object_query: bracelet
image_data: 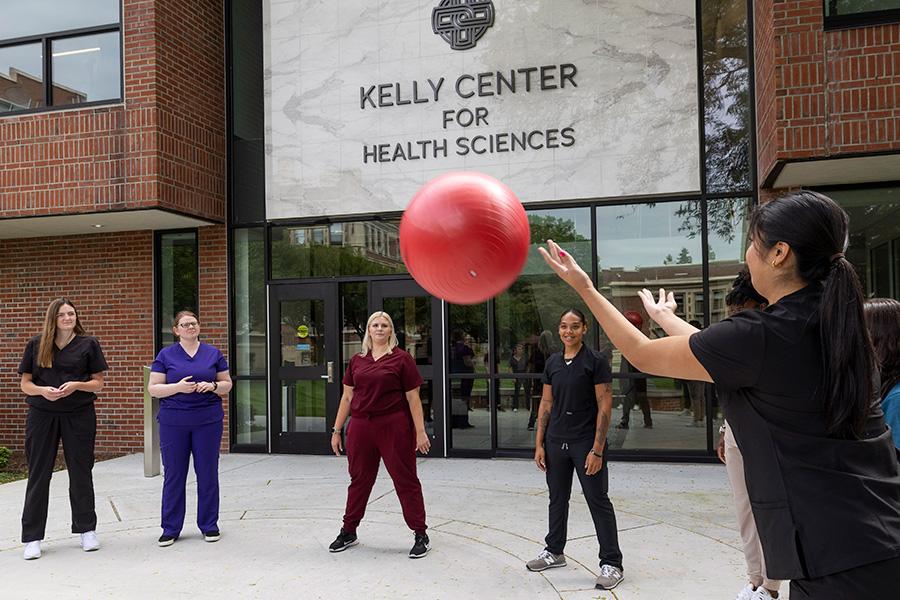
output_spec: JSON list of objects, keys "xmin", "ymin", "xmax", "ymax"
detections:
[
  {"xmin": 590, "ymin": 449, "xmax": 603, "ymax": 458},
  {"xmin": 331, "ymin": 427, "xmax": 342, "ymax": 435}
]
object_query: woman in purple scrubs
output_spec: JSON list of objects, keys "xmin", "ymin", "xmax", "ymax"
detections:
[{"xmin": 148, "ymin": 311, "xmax": 232, "ymax": 547}]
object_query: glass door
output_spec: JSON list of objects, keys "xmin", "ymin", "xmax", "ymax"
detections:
[
  {"xmin": 269, "ymin": 282, "xmax": 339, "ymax": 454},
  {"xmin": 370, "ymin": 279, "xmax": 444, "ymax": 456}
]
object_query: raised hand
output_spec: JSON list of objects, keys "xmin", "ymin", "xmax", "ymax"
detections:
[
  {"xmin": 638, "ymin": 288, "xmax": 678, "ymax": 324},
  {"xmin": 537, "ymin": 239, "xmax": 592, "ymax": 291}
]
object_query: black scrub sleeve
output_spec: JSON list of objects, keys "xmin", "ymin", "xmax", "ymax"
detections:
[
  {"xmin": 85, "ymin": 337, "xmax": 109, "ymax": 374},
  {"xmin": 688, "ymin": 312, "xmax": 766, "ymax": 391},
  {"xmin": 590, "ymin": 351, "xmax": 613, "ymax": 384},
  {"xmin": 18, "ymin": 338, "xmax": 37, "ymax": 374}
]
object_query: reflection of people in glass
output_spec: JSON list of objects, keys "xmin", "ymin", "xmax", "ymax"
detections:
[
  {"xmin": 148, "ymin": 311, "xmax": 232, "ymax": 548},
  {"xmin": 528, "ymin": 309, "xmax": 623, "ymax": 590},
  {"xmin": 616, "ymin": 312, "xmax": 651, "ymax": 430},
  {"xmin": 509, "ymin": 343, "xmax": 528, "ymax": 411},
  {"xmin": 450, "ymin": 329, "xmax": 475, "ymax": 428},
  {"xmin": 329, "ymin": 312, "xmax": 432, "ymax": 558},
  {"xmin": 643, "ymin": 272, "xmax": 780, "ymax": 600},
  {"xmin": 541, "ymin": 191, "xmax": 900, "ymax": 599},
  {"xmin": 864, "ymin": 298, "xmax": 900, "ymax": 453},
  {"xmin": 527, "ymin": 331, "xmax": 555, "ymax": 431},
  {"xmin": 19, "ymin": 298, "xmax": 108, "ymax": 560}
]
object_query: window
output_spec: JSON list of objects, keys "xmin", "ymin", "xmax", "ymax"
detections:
[
  {"xmin": 156, "ymin": 231, "xmax": 199, "ymax": 352},
  {"xmin": 0, "ymin": 1, "xmax": 121, "ymax": 115},
  {"xmin": 824, "ymin": 1, "xmax": 900, "ymax": 28}
]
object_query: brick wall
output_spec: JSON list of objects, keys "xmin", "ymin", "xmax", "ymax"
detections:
[
  {"xmin": 0, "ymin": 226, "xmax": 229, "ymax": 454},
  {"xmin": 0, "ymin": 0, "xmax": 225, "ymax": 222},
  {"xmin": 755, "ymin": 1, "xmax": 900, "ymax": 187}
]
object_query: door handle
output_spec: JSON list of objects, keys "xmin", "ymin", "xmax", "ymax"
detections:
[{"xmin": 320, "ymin": 361, "xmax": 334, "ymax": 383}]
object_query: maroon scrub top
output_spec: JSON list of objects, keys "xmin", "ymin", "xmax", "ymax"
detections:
[{"xmin": 342, "ymin": 348, "xmax": 423, "ymax": 417}]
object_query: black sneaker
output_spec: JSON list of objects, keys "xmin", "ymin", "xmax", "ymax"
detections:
[
  {"xmin": 203, "ymin": 530, "xmax": 221, "ymax": 542},
  {"xmin": 329, "ymin": 530, "xmax": 358, "ymax": 553},
  {"xmin": 158, "ymin": 535, "xmax": 176, "ymax": 547},
  {"xmin": 409, "ymin": 532, "xmax": 430, "ymax": 558}
]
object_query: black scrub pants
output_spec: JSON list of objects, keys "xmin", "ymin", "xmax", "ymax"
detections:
[
  {"xmin": 544, "ymin": 438, "xmax": 623, "ymax": 569},
  {"xmin": 789, "ymin": 555, "xmax": 900, "ymax": 600},
  {"xmin": 21, "ymin": 404, "xmax": 97, "ymax": 543}
]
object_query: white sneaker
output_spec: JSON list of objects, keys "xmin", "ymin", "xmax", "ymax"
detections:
[
  {"xmin": 749, "ymin": 588, "xmax": 778, "ymax": 600},
  {"xmin": 23, "ymin": 540, "xmax": 41, "ymax": 560},
  {"xmin": 736, "ymin": 583, "xmax": 755, "ymax": 600},
  {"xmin": 80, "ymin": 531, "xmax": 100, "ymax": 552}
]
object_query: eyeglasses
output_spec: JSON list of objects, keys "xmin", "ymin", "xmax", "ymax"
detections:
[{"xmin": 178, "ymin": 322, "xmax": 199, "ymax": 329}]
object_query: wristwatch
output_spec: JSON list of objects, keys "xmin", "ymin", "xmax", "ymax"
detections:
[
  {"xmin": 590, "ymin": 449, "xmax": 603, "ymax": 458},
  {"xmin": 718, "ymin": 423, "xmax": 727, "ymax": 435},
  {"xmin": 212, "ymin": 381, "xmax": 218, "ymax": 391},
  {"xmin": 331, "ymin": 427, "xmax": 342, "ymax": 435}
]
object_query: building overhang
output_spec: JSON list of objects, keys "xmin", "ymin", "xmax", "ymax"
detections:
[
  {"xmin": 764, "ymin": 152, "xmax": 900, "ymax": 189},
  {"xmin": 0, "ymin": 209, "xmax": 215, "ymax": 240}
]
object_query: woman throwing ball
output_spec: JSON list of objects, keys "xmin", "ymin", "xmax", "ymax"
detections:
[{"xmin": 540, "ymin": 191, "xmax": 900, "ymax": 599}]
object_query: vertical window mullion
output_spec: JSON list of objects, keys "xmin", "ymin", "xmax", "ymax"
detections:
[{"xmin": 43, "ymin": 37, "xmax": 52, "ymax": 107}]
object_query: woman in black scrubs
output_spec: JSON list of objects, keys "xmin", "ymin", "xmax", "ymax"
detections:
[
  {"xmin": 527, "ymin": 308, "xmax": 623, "ymax": 591},
  {"xmin": 18, "ymin": 298, "xmax": 108, "ymax": 560},
  {"xmin": 541, "ymin": 191, "xmax": 900, "ymax": 599}
]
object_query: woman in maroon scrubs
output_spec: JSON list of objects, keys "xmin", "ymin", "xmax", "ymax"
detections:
[{"xmin": 328, "ymin": 311, "xmax": 432, "ymax": 558}]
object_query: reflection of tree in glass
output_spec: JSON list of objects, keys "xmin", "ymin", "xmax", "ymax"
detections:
[
  {"xmin": 528, "ymin": 215, "xmax": 586, "ymax": 243},
  {"xmin": 702, "ymin": 0, "xmax": 751, "ymax": 193},
  {"xmin": 676, "ymin": 247, "xmax": 693, "ymax": 264},
  {"xmin": 827, "ymin": 0, "xmax": 889, "ymax": 16},
  {"xmin": 674, "ymin": 198, "xmax": 749, "ymax": 245}
]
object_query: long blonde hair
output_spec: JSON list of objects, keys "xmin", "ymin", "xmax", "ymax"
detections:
[
  {"xmin": 359, "ymin": 311, "xmax": 399, "ymax": 356},
  {"xmin": 38, "ymin": 298, "xmax": 86, "ymax": 368}
]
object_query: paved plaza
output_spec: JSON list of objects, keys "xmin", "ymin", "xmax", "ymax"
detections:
[{"xmin": 0, "ymin": 454, "xmax": 778, "ymax": 599}]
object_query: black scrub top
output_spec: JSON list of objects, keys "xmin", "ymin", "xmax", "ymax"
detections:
[
  {"xmin": 690, "ymin": 284, "xmax": 900, "ymax": 580},
  {"xmin": 18, "ymin": 335, "xmax": 108, "ymax": 412},
  {"xmin": 542, "ymin": 345, "xmax": 612, "ymax": 443}
]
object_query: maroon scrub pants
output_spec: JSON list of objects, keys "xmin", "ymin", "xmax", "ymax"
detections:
[{"xmin": 342, "ymin": 410, "xmax": 427, "ymax": 534}]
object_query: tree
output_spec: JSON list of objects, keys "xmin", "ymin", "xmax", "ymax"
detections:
[
  {"xmin": 663, "ymin": 253, "xmax": 674, "ymax": 265},
  {"xmin": 676, "ymin": 247, "xmax": 693, "ymax": 264}
]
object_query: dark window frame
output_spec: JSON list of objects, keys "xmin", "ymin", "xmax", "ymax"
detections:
[
  {"xmin": 823, "ymin": 2, "xmax": 900, "ymax": 29},
  {"xmin": 0, "ymin": 6, "xmax": 124, "ymax": 117}
]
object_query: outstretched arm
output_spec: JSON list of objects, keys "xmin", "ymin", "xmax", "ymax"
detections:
[{"xmin": 539, "ymin": 240, "xmax": 712, "ymax": 383}]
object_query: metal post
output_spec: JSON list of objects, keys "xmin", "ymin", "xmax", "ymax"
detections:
[{"xmin": 143, "ymin": 366, "xmax": 160, "ymax": 477}]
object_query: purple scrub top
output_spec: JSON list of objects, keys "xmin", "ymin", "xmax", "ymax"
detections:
[{"xmin": 151, "ymin": 342, "xmax": 228, "ymax": 426}]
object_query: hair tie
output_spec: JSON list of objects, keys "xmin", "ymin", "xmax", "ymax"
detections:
[{"xmin": 830, "ymin": 252, "xmax": 844, "ymax": 263}]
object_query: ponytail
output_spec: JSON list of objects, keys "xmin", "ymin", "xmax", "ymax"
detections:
[{"xmin": 820, "ymin": 258, "xmax": 874, "ymax": 438}]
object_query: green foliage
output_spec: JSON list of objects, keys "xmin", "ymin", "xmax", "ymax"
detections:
[{"xmin": 0, "ymin": 446, "xmax": 11, "ymax": 470}]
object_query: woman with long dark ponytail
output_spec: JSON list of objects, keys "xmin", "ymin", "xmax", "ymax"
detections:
[
  {"xmin": 541, "ymin": 191, "xmax": 900, "ymax": 599},
  {"xmin": 864, "ymin": 298, "xmax": 900, "ymax": 451}
]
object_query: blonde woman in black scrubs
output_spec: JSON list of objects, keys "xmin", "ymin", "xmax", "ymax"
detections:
[{"xmin": 541, "ymin": 191, "xmax": 900, "ymax": 599}]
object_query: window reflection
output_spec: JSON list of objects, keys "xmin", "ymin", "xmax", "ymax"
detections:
[
  {"xmin": 598, "ymin": 202, "xmax": 707, "ymax": 450},
  {"xmin": 340, "ymin": 282, "xmax": 368, "ymax": 374},
  {"xmin": 158, "ymin": 231, "xmax": 198, "ymax": 350},
  {"xmin": 702, "ymin": 0, "xmax": 751, "ymax": 193},
  {"xmin": 234, "ymin": 380, "xmax": 267, "ymax": 445},
  {"xmin": 51, "ymin": 32, "xmax": 121, "ymax": 106},
  {"xmin": 828, "ymin": 187, "xmax": 900, "ymax": 300},
  {"xmin": 272, "ymin": 221, "xmax": 407, "ymax": 278},
  {"xmin": 1, "ymin": 1, "xmax": 119, "ymax": 40},
  {"xmin": 0, "ymin": 44, "xmax": 44, "ymax": 113},
  {"xmin": 234, "ymin": 228, "xmax": 266, "ymax": 376}
]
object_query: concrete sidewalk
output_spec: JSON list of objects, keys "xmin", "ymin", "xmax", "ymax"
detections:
[{"xmin": 0, "ymin": 454, "xmax": 772, "ymax": 599}]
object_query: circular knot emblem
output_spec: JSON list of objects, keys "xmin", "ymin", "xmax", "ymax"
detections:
[{"xmin": 431, "ymin": 0, "xmax": 495, "ymax": 51}]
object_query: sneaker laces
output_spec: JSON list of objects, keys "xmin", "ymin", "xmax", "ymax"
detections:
[
  {"xmin": 600, "ymin": 564, "xmax": 620, "ymax": 578},
  {"xmin": 538, "ymin": 549, "xmax": 556, "ymax": 564}
]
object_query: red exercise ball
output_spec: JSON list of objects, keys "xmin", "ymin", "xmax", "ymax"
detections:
[{"xmin": 400, "ymin": 172, "xmax": 530, "ymax": 305}]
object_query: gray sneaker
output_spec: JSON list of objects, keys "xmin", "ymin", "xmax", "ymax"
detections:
[
  {"xmin": 595, "ymin": 564, "xmax": 624, "ymax": 589},
  {"xmin": 525, "ymin": 549, "xmax": 566, "ymax": 571}
]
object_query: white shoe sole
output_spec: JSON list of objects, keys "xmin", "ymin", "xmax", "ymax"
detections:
[
  {"xmin": 408, "ymin": 544, "xmax": 430, "ymax": 559},
  {"xmin": 596, "ymin": 574, "xmax": 624, "ymax": 590},
  {"xmin": 23, "ymin": 553, "xmax": 41, "ymax": 560},
  {"xmin": 158, "ymin": 538, "xmax": 176, "ymax": 547},
  {"xmin": 329, "ymin": 539, "xmax": 359, "ymax": 552},
  {"xmin": 526, "ymin": 561, "xmax": 566, "ymax": 572},
  {"xmin": 82, "ymin": 545, "xmax": 100, "ymax": 552},
  {"xmin": 204, "ymin": 535, "xmax": 221, "ymax": 543}
]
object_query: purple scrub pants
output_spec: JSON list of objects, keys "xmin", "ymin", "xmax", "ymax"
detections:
[{"xmin": 159, "ymin": 419, "xmax": 223, "ymax": 537}]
